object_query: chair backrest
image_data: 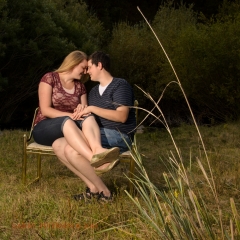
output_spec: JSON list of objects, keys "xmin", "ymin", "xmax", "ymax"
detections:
[
  {"xmin": 28, "ymin": 107, "xmax": 39, "ymax": 141},
  {"xmin": 134, "ymin": 100, "xmax": 138, "ymax": 125}
]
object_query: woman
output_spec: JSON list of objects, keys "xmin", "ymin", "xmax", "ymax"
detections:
[{"xmin": 33, "ymin": 50, "xmax": 118, "ymax": 202}]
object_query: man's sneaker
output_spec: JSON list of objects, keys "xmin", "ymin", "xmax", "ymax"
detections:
[
  {"xmin": 72, "ymin": 187, "xmax": 99, "ymax": 202},
  {"xmin": 97, "ymin": 191, "xmax": 113, "ymax": 203}
]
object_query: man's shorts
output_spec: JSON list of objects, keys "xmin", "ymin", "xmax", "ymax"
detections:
[{"xmin": 100, "ymin": 128, "xmax": 132, "ymax": 154}]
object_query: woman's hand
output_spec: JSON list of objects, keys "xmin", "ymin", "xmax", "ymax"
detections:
[{"xmin": 72, "ymin": 104, "xmax": 89, "ymax": 120}]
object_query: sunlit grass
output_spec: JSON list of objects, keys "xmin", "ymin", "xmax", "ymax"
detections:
[
  {"xmin": 124, "ymin": 122, "xmax": 240, "ymax": 239},
  {"xmin": 1, "ymin": 123, "xmax": 240, "ymax": 239}
]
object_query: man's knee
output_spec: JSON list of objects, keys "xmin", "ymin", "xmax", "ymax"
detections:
[{"xmin": 81, "ymin": 114, "xmax": 95, "ymax": 127}]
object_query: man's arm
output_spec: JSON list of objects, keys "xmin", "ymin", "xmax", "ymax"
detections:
[{"xmin": 82, "ymin": 105, "xmax": 129, "ymax": 123}]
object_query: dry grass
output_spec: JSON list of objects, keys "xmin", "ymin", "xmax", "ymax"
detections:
[
  {"xmin": 1, "ymin": 123, "xmax": 240, "ymax": 239},
  {"xmin": 124, "ymin": 123, "xmax": 240, "ymax": 239}
]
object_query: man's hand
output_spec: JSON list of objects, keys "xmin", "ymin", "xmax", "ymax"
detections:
[
  {"xmin": 72, "ymin": 104, "xmax": 88, "ymax": 120},
  {"xmin": 80, "ymin": 106, "xmax": 92, "ymax": 116},
  {"xmin": 74, "ymin": 104, "xmax": 87, "ymax": 113}
]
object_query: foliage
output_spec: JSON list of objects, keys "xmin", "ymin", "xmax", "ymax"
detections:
[
  {"xmin": 108, "ymin": 0, "xmax": 240, "ymax": 125},
  {"xmin": 83, "ymin": 0, "xmax": 162, "ymax": 29},
  {"xmin": 108, "ymin": 2, "xmax": 198, "ymax": 124},
  {"xmin": 174, "ymin": 6, "xmax": 240, "ymax": 122},
  {"xmin": 108, "ymin": 22, "xmax": 162, "ymax": 109},
  {"xmin": 0, "ymin": 0, "xmax": 105, "ymax": 127},
  {"xmin": 1, "ymin": 0, "xmax": 240, "ymax": 127},
  {"xmin": 83, "ymin": 0, "xmax": 224, "ymax": 29}
]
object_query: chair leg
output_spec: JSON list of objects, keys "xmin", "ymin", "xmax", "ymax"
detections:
[
  {"xmin": 37, "ymin": 154, "xmax": 42, "ymax": 180},
  {"xmin": 22, "ymin": 135, "xmax": 27, "ymax": 185},
  {"xmin": 128, "ymin": 157, "xmax": 135, "ymax": 195}
]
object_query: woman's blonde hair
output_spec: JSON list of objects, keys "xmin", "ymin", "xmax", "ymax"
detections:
[{"xmin": 55, "ymin": 50, "xmax": 87, "ymax": 73}]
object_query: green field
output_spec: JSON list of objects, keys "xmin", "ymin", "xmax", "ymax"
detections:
[{"xmin": 1, "ymin": 122, "xmax": 240, "ymax": 239}]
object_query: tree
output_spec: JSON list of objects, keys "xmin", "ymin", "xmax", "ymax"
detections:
[
  {"xmin": 0, "ymin": 0, "xmax": 105, "ymax": 128},
  {"xmin": 108, "ymin": 1, "xmax": 240, "ymax": 125}
]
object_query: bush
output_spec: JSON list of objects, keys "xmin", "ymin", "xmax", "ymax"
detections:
[
  {"xmin": 108, "ymin": 1, "xmax": 240, "ymax": 125},
  {"xmin": 0, "ymin": 0, "xmax": 105, "ymax": 127}
]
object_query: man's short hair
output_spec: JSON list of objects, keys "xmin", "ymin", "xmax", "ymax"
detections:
[{"xmin": 88, "ymin": 51, "xmax": 111, "ymax": 72}]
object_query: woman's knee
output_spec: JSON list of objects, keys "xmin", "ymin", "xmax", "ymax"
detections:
[
  {"xmin": 52, "ymin": 140, "xmax": 63, "ymax": 157},
  {"xmin": 64, "ymin": 144, "xmax": 78, "ymax": 159},
  {"xmin": 61, "ymin": 117, "xmax": 75, "ymax": 132},
  {"xmin": 52, "ymin": 140, "xmax": 61, "ymax": 154},
  {"xmin": 52, "ymin": 139, "xmax": 59, "ymax": 148}
]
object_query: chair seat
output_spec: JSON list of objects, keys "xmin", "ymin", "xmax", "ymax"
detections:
[
  {"xmin": 119, "ymin": 150, "xmax": 131, "ymax": 157},
  {"xmin": 27, "ymin": 142, "xmax": 132, "ymax": 158},
  {"xmin": 27, "ymin": 142, "xmax": 53, "ymax": 150},
  {"xmin": 27, "ymin": 142, "xmax": 55, "ymax": 154}
]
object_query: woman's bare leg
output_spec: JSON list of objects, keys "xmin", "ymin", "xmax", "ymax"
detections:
[
  {"xmin": 62, "ymin": 118, "xmax": 108, "ymax": 161},
  {"xmin": 81, "ymin": 116, "xmax": 105, "ymax": 153},
  {"xmin": 52, "ymin": 138, "xmax": 111, "ymax": 196},
  {"xmin": 62, "ymin": 119, "xmax": 93, "ymax": 160}
]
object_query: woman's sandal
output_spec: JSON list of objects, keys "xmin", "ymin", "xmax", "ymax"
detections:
[
  {"xmin": 94, "ymin": 159, "xmax": 119, "ymax": 176},
  {"xmin": 72, "ymin": 187, "xmax": 99, "ymax": 202},
  {"xmin": 91, "ymin": 147, "xmax": 120, "ymax": 167},
  {"xmin": 97, "ymin": 191, "xmax": 113, "ymax": 203}
]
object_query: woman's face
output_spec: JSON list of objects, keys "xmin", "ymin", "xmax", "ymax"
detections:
[{"xmin": 72, "ymin": 59, "xmax": 88, "ymax": 79}]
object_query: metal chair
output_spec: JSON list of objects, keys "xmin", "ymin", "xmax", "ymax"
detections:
[{"xmin": 22, "ymin": 100, "xmax": 138, "ymax": 194}]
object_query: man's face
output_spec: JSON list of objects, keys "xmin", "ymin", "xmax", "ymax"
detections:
[{"xmin": 87, "ymin": 60, "xmax": 99, "ymax": 81}]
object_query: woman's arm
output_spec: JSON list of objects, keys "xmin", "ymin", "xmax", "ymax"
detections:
[
  {"xmin": 39, "ymin": 82, "xmax": 72, "ymax": 118},
  {"xmin": 72, "ymin": 93, "xmax": 88, "ymax": 120},
  {"xmin": 81, "ymin": 93, "xmax": 88, "ymax": 106}
]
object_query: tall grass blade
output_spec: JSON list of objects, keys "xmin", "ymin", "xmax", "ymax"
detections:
[
  {"xmin": 230, "ymin": 198, "xmax": 240, "ymax": 235},
  {"xmin": 136, "ymin": 6, "xmax": 223, "ymax": 238}
]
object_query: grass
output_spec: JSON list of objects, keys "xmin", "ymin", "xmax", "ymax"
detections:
[
  {"xmin": 127, "ymin": 122, "xmax": 240, "ymax": 239},
  {"xmin": 1, "ymin": 122, "xmax": 240, "ymax": 239},
  {"xmin": 138, "ymin": 124, "xmax": 240, "ymax": 203},
  {"xmin": 1, "ymin": 5, "xmax": 237, "ymax": 239},
  {"xmin": 1, "ymin": 4, "xmax": 238, "ymax": 239}
]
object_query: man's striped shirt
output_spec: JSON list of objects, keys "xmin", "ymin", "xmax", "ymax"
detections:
[{"xmin": 88, "ymin": 78, "xmax": 136, "ymax": 135}]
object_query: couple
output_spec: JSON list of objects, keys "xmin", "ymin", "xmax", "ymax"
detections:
[{"xmin": 32, "ymin": 51, "xmax": 136, "ymax": 203}]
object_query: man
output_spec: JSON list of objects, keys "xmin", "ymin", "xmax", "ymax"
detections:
[{"xmin": 83, "ymin": 51, "xmax": 136, "ymax": 156}]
